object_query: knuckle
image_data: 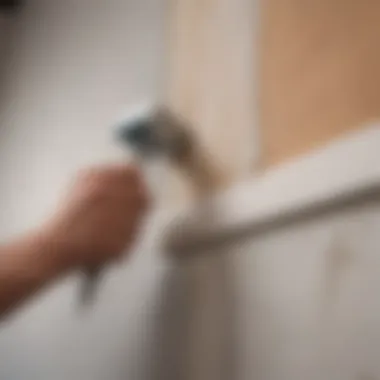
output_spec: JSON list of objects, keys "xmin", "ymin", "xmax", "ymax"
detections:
[
  {"xmin": 85, "ymin": 180, "xmax": 110, "ymax": 202},
  {"xmin": 78, "ymin": 169, "xmax": 105, "ymax": 189},
  {"xmin": 122, "ymin": 167, "xmax": 142, "ymax": 184},
  {"xmin": 123, "ymin": 164, "xmax": 139, "ymax": 177}
]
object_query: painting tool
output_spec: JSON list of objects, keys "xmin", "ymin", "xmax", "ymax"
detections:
[
  {"xmin": 115, "ymin": 103, "xmax": 222, "ymax": 196},
  {"xmin": 80, "ymin": 103, "xmax": 221, "ymax": 306}
]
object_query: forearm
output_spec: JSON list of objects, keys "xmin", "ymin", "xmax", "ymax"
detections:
[
  {"xmin": 0, "ymin": 164, "xmax": 147, "ymax": 319},
  {"xmin": 0, "ymin": 230, "xmax": 69, "ymax": 317}
]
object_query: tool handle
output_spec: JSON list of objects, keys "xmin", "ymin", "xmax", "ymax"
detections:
[{"xmin": 80, "ymin": 267, "xmax": 102, "ymax": 308}]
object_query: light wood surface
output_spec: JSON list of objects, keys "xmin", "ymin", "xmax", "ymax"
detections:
[
  {"xmin": 260, "ymin": 0, "xmax": 380, "ymax": 168},
  {"xmin": 167, "ymin": 0, "xmax": 258, "ymax": 200},
  {"xmin": 167, "ymin": 2, "xmax": 380, "ymax": 378},
  {"xmin": 166, "ymin": 1, "xmax": 257, "ymax": 379}
]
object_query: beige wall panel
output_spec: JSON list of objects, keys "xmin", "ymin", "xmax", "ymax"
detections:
[{"xmin": 260, "ymin": 0, "xmax": 380, "ymax": 168}]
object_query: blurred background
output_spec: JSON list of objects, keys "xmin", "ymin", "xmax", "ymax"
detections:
[
  {"xmin": 1, "ymin": 1, "xmax": 380, "ymax": 380},
  {"xmin": 0, "ymin": 2, "xmax": 169, "ymax": 380}
]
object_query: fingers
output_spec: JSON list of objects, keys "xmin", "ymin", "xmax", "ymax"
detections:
[
  {"xmin": 79, "ymin": 163, "xmax": 150, "ymax": 207},
  {"xmin": 83, "ymin": 163, "xmax": 141, "ymax": 183},
  {"xmin": 52, "ymin": 162, "xmax": 151, "ymax": 269}
]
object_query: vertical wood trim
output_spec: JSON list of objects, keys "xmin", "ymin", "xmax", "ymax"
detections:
[
  {"xmin": 166, "ymin": 1, "xmax": 258, "ymax": 380},
  {"xmin": 167, "ymin": 0, "xmax": 258, "ymax": 199}
]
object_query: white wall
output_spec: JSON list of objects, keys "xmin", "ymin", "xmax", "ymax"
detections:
[
  {"xmin": 0, "ymin": 2, "xmax": 178, "ymax": 380},
  {"xmin": 233, "ymin": 201, "xmax": 380, "ymax": 380},
  {"xmin": 0, "ymin": 0, "xmax": 166, "ymax": 236}
]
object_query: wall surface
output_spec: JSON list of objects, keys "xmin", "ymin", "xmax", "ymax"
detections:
[
  {"xmin": 166, "ymin": 123, "xmax": 380, "ymax": 380},
  {"xmin": 0, "ymin": 1, "xmax": 172, "ymax": 380},
  {"xmin": 260, "ymin": 0, "xmax": 380, "ymax": 168},
  {"xmin": 234, "ymin": 200, "xmax": 380, "ymax": 380}
]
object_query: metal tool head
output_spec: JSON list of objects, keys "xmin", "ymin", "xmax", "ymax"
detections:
[{"xmin": 115, "ymin": 104, "xmax": 193, "ymax": 161}]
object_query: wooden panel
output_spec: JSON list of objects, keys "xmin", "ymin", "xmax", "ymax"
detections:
[
  {"xmin": 167, "ymin": 0, "xmax": 257, "ymax": 201},
  {"xmin": 260, "ymin": 0, "xmax": 380, "ymax": 168},
  {"xmin": 166, "ymin": 1, "xmax": 257, "ymax": 380}
]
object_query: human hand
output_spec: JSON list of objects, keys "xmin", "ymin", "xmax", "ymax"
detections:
[{"xmin": 42, "ymin": 164, "xmax": 149, "ymax": 271}]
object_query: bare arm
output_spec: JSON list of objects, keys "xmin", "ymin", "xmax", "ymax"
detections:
[
  {"xmin": 0, "ymin": 164, "xmax": 148, "ymax": 317},
  {"xmin": 0, "ymin": 230, "xmax": 70, "ymax": 316}
]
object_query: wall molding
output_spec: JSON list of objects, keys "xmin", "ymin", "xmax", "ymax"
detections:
[{"xmin": 167, "ymin": 124, "xmax": 380, "ymax": 254}]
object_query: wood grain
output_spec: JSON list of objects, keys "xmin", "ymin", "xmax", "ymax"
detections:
[
  {"xmin": 166, "ymin": 1, "xmax": 257, "ymax": 380},
  {"xmin": 260, "ymin": 0, "xmax": 380, "ymax": 168},
  {"xmin": 167, "ymin": 0, "xmax": 258, "ymax": 202}
]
